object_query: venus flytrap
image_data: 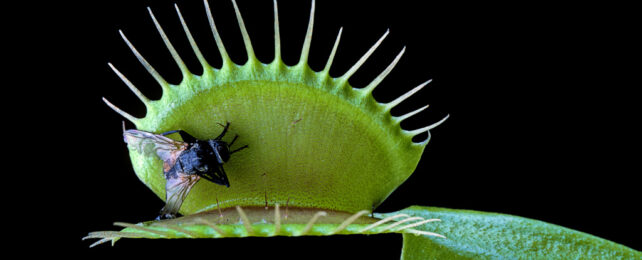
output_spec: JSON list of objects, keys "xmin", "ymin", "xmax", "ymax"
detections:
[
  {"xmin": 86, "ymin": 1, "xmax": 641, "ymax": 258},
  {"xmin": 100, "ymin": 0, "xmax": 443, "ymax": 217}
]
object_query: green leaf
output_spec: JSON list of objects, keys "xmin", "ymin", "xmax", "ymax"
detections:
[
  {"xmin": 385, "ymin": 206, "xmax": 641, "ymax": 259},
  {"xmin": 107, "ymin": 1, "xmax": 442, "ymax": 215}
]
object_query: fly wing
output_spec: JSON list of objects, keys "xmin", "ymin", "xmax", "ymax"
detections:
[
  {"xmin": 159, "ymin": 173, "xmax": 201, "ymax": 218},
  {"xmin": 121, "ymin": 124, "xmax": 197, "ymax": 218},
  {"xmin": 123, "ymin": 127, "xmax": 188, "ymax": 170}
]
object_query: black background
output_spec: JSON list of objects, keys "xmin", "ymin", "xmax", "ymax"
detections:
[{"xmin": 30, "ymin": 0, "xmax": 639, "ymax": 257}]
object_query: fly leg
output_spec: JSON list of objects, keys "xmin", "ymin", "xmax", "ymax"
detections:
[
  {"xmin": 215, "ymin": 122, "xmax": 231, "ymax": 140},
  {"xmin": 231, "ymin": 144, "xmax": 249, "ymax": 154}
]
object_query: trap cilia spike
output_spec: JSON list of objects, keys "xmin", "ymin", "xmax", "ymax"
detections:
[
  {"xmin": 91, "ymin": 0, "xmax": 447, "ymax": 246},
  {"xmin": 85, "ymin": 1, "xmax": 642, "ymax": 259}
]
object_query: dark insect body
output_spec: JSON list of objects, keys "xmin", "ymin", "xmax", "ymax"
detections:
[{"xmin": 123, "ymin": 122, "xmax": 248, "ymax": 219}]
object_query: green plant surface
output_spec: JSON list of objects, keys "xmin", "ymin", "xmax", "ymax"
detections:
[
  {"xmin": 389, "ymin": 206, "xmax": 642, "ymax": 259},
  {"xmin": 83, "ymin": 206, "xmax": 444, "ymax": 247},
  {"xmin": 85, "ymin": 0, "xmax": 642, "ymax": 258},
  {"xmin": 103, "ymin": 0, "xmax": 438, "ymax": 216},
  {"xmin": 121, "ymin": 63, "xmax": 430, "ymax": 215}
]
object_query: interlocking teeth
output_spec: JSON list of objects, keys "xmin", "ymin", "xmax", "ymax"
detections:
[
  {"xmin": 330, "ymin": 210, "xmax": 370, "ymax": 235},
  {"xmin": 322, "ymin": 27, "xmax": 343, "ymax": 74},
  {"xmin": 194, "ymin": 217, "xmax": 228, "ymax": 236},
  {"xmin": 409, "ymin": 114, "xmax": 450, "ymax": 137},
  {"xmin": 273, "ymin": 0, "xmax": 281, "ymax": 61},
  {"xmin": 108, "ymin": 0, "xmax": 448, "ymax": 138},
  {"xmin": 298, "ymin": 211, "xmax": 328, "ymax": 236},
  {"xmin": 95, "ymin": 0, "xmax": 449, "ymax": 246},
  {"xmin": 83, "ymin": 206, "xmax": 444, "ymax": 247},
  {"xmin": 119, "ymin": 30, "xmax": 169, "ymax": 89},
  {"xmin": 148, "ymin": 7, "xmax": 191, "ymax": 77},
  {"xmin": 231, "ymin": 0, "xmax": 256, "ymax": 63},
  {"xmin": 107, "ymin": 63, "xmax": 149, "ymax": 106},
  {"xmin": 102, "ymin": 97, "xmax": 139, "ymax": 124},
  {"xmin": 298, "ymin": 0, "xmax": 315, "ymax": 66},
  {"xmin": 359, "ymin": 213, "xmax": 409, "ymax": 232},
  {"xmin": 397, "ymin": 105, "xmax": 429, "ymax": 122},
  {"xmin": 362, "ymin": 46, "xmax": 406, "ymax": 94},
  {"xmin": 236, "ymin": 206, "xmax": 254, "ymax": 235},
  {"xmin": 340, "ymin": 29, "xmax": 390, "ymax": 81},
  {"xmin": 386, "ymin": 79, "xmax": 432, "ymax": 111},
  {"xmin": 113, "ymin": 222, "xmax": 167, "ymax": 237},
  {"xmin": 174, "ymin": 4, "xmax": 210, "ymax": 69},
  {"xmin": 273, "ymin": 204, "xmax": 281, "ymax": 236},
  {"xmin": 392, "ymin": 218, "xmax": 440, "ymax": 232},
  {"xmin": 203, "ymin": 0, "xmax": 232, "ymax": 66}
]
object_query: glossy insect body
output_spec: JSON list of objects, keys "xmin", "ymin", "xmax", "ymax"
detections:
[{"xmin": 123, "ymin": 122, "xmax": 247, "ymax": 219}]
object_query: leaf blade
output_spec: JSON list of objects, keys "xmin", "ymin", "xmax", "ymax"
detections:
[{"xmin": 386, "ymin": 206, "xmax": 641, "ymax": 259}]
